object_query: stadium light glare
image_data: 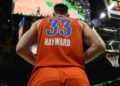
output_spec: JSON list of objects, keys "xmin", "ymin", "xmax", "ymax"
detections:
[
  {"xmin": 108, "ymin": 4, "xmax": 115, "ymax": 10},
  {"xmin": 100, "ymin": 13, "xmax": 106, "ymax": 19}
]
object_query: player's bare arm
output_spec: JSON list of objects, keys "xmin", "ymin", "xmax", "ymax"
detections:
[
  {"xmin": 79, "ymin": 21, "xmax": 106, "ymax": 64},
  {"xmin": 16, "ymin": 19, "xmax": 42, "ymax": 65}
]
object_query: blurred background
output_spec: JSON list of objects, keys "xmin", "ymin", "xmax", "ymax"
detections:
[{"xmin": 0, "ymin": 0, "xmax": 120, "ymax": 86}]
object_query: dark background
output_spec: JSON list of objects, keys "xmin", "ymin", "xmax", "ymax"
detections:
[{"xmin": 0, "ymin": 0, "xmax": 120, "ymax": 86}]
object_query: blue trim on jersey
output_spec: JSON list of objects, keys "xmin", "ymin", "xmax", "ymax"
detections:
[{"xmin": 55, "ymin": 16, "xmax": 67, "ymax": 18}]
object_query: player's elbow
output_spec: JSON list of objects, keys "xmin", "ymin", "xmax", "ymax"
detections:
[
  {"xmin": 16, "ymin": 45, "xmax": 24, "ymax": 55},
  {"xmin": 95, "ymin": 42, "xmax": 106, "ymax": 53},
  {"xmin": 16, "ymin": 47, "xmax": 21, "ymax": 55}
]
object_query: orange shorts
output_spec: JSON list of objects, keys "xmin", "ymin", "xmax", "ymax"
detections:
[{"xmin": 28, "ymin": 67, "xmax": 90, "ymax": 86}]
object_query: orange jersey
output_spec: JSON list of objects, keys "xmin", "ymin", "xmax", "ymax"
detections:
[{"xmin": 33, "ymin": 16, "xmax": 85, "ymax": 73}]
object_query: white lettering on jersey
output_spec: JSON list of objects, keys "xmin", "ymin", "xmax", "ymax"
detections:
[{"xmin": 44, "ymin": 38, "xmax": 70, "ymax": 46}]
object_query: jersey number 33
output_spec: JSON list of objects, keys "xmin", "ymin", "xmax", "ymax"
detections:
[{"xmin": 46, "ymin": 19, "xmax": 72, "ymax": 37}]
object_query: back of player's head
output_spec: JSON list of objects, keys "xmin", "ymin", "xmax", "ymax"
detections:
[{"xmin": 54, "ymin": 3, "xmax": 68, "ymax": 15}]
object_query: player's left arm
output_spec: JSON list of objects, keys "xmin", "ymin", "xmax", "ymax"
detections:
[{"xmin": 16, "ymin": 20, "xmax": 40, "ymax": 65}]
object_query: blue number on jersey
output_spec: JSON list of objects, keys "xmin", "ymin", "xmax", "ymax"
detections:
[
  {"xmin": 46, "ymin": 19, "xmax": 59, "ymax": 36},
  {"xmin": 60, "ymin": 20, "xmax": 72, "ymax": 36},
  {"xmin": 46, "ymin": 19, "xmax": 72, "ymax": 36}
]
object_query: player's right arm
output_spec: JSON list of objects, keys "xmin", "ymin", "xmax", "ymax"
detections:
[
  {"xmin": 16, "ymin": 19, "xmax": 42, "ymax": 65},
  {"xmin": 79, "ymin": 21, "xmax": 106, "ymax": 64}
]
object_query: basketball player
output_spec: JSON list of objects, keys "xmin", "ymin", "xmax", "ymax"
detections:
[{"xmin": 16, "ymin": 3, "xmax": 106, "ymax": 86}]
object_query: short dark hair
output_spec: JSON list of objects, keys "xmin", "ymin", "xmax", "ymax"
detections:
[{"xmin": 54, "ymin": 3, "xmax": 68, "ymax": 15}]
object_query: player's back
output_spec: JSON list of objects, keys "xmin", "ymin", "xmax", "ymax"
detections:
[{"xmin": 34, "ymin": 16, "xmax": 85, "ymax": 70}]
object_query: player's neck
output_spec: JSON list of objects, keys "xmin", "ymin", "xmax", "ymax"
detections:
[{"xmin": 54, "ymin": 14, "xmax": 67, "ymax": 17}]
